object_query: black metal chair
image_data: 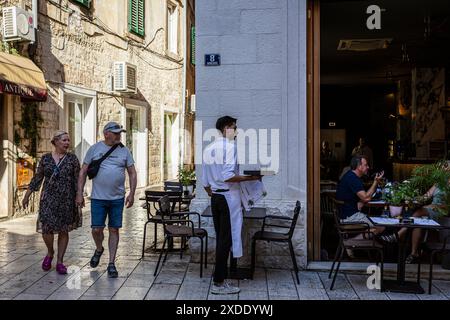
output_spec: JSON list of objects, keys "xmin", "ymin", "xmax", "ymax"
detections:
[
  {"xmin": 419, "ymin": 218, "xmax": 450, "ymax": 294},
  {"xmin": 141, "ymin": 190, "xmax": 187, "ymax": 258},
  {"xmin": 164, "ymin": 180, "xmax": 183, "ymax": 192},
  {"xmin": 154, "ymin": 195, "xmax": 208, "ymax": 277},
  {"xmin": 250, "ymin": 201, "xmax": 301, "ymax": 284},
  {"xmin": 328, "ymin": 199, "xmax": 385, "ymax": 291},
  {"xmin": 320, "ymin": 190, "xmax": 337, "ymax": 237},
  {"xmin": 164, "ymin": 181, "xmax": 192, "ymax": 211}
]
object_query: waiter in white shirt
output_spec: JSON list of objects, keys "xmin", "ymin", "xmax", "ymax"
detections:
[{"xmin": 202, "ymin": 116, "xmax": 261, "ymax": 295}]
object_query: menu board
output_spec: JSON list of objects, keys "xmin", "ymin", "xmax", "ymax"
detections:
[{"xmin": 16, "ymin": 158, "xmax": 34, "ymax": 189}]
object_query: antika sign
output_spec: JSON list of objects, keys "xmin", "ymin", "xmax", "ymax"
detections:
[{"xmin": 0, "ymin": 80, "xmax": 47, "ymax": 101}]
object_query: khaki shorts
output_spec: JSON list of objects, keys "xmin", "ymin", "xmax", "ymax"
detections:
[{"xmin": 342, "ymin": 212, "xmax": 374, "ymax": 227}]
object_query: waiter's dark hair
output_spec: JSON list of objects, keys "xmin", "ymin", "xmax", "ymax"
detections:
[
  {"xmin": 350, "ymin": 155, "xmax": 368, "ymax": 170},
  {"xmin": 216, "ymin": 116, "xmax": 237, "ymax": 132}
]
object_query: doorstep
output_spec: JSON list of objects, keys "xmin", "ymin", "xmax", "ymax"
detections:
[{"xmin": 307, "ymin": 261, "xmax": 450, "ymax": 281}]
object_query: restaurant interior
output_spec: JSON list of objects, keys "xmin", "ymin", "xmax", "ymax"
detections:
[{"xmin": 319, "ymin": 0, "xmax": 450, "ymax": 261}]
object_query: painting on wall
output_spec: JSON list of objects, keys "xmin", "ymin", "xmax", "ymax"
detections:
[{"xmin": 412, "ymin": 68, "xmax": 446, "ymax": 158}]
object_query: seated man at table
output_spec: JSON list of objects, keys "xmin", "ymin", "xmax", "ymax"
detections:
[{"xmin": 336, "ymin": 155, "xmax": 385, "ymax": 236}]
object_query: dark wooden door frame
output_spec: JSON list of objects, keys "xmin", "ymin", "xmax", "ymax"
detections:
[{"xmin": 307, "ymin": 0, "xmax": 321, "ymax": 261}]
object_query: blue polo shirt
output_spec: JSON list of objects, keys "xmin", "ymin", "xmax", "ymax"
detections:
[{"xmin": 336, "ymin": 171, "xmax": 365, "ymax": 219}]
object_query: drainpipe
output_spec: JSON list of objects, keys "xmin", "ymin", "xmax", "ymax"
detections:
[
  {"xmin": 180, "ymin": 0, "xmax": 187, "ymax": 169},
  {"xmin": 31, "ymin": 0, "xmax": 38, "ymax": 44}
]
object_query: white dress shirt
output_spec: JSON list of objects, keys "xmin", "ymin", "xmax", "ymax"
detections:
[{"xmin": 201, "ymin": 137, "xmax": 239, "ymax": 192}]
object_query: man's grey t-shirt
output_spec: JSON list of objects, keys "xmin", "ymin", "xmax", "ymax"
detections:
[{"xmin": 83, "ymin": 141, "xmax": 135, "ymax": 200}]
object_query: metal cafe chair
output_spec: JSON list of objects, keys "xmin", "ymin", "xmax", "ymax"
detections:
[
  {"xmin": 328, "ymin": 199, "xmax": 385, "ymax": 291},
  {"xmin": 154, "ymin": 195, "xmax": 208, "ymax": 277},
  {"xmin": 164, "ymin": 180, "xmax": 193, "ymax": 211},
  {"xmin": 250, "ymin": 201, "xmax": 301, "ymax": 284},
  {"xmin": 164, "ymin": 180, "xmax": 183, "ymax": 192},
  {"xmin": 141, "ymin": 190, "xmax": 187, "ymax": 258},
  {"xmin": 320, "ymin": 190, "xmax": 336, "ymax": 235},
  {"xmin": 419, "ymin": 218, "xmax": 450, "ymax": 294}
]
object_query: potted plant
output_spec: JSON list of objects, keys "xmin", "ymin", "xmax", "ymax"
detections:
[
  {"xmin": 178, "ymin": 166, "xmax": 196, "ymax": 195},
  {"xmin": 382, "ymin": 182, "xmax": 404, "ymax": 217},
  {"xmin": 382, "ymin": 181, "xmax": 419, "ymax": 217}
]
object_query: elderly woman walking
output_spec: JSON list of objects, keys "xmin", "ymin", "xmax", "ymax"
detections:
[{"xmin": 22, "ymin": 130, "xmax": 82, "ymax": 274}]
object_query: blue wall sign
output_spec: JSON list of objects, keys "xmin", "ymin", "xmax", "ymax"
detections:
[{"xmin": 205, "ymin": 54, "xmax": 220, "ymax": 66}]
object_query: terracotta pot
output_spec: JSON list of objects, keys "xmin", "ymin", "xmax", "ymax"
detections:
[{"xmin": 389, "ymin": 205, "xmax": 403, "ymax": 217}]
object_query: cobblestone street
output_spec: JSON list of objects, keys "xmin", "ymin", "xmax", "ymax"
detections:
[{"xmin": 0, "ymin": 192, "xmax": 449, "ymax": 300}]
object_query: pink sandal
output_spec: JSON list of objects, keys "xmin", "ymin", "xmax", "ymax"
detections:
[
  {"xmin": 56, "ymin": 263, "xmax": 67, "ymax": 275},
  {"xmin": 42, "ymin": 256, "xmax": 53, "ymax": 271}
]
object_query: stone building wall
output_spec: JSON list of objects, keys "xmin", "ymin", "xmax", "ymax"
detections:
[
  {"xmin": 2, "ymin": 0, "xmax": 186, "ymax": 217},
  {"xmin": 191, "ymin": 0, "xmax": 308, "ymax": 268}
]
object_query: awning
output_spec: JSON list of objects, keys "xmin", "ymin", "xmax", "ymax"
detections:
[{"xmin": 0, "ymin": 52, "xmax": 47, "ymax": 101}]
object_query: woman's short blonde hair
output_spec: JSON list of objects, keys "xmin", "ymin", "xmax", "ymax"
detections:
[{"xmin": 51, "ymin": 130, "xmax": 68, "ymax": 145}]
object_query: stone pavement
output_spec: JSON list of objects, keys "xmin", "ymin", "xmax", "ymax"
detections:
[{"xmin": 1, "ymin": 192, "xmax": 450, "ymax": 300}]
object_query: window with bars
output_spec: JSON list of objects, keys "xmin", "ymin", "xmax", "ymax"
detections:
[{"xmin": 128, "ymin": 0, "xmax": 145, "ymax": 37}]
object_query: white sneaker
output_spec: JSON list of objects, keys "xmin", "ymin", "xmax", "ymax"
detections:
[{"xmin": 211, "ymin": 281, "xmax": 240, "ymax": 295}]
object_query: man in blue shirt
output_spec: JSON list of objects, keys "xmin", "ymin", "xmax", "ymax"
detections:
[{"xmin": 336, "ymin": 155, "xmax": 384, "ymax": 231}]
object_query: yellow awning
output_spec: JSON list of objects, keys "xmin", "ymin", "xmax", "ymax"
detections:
[{"xmin": 0, "ymin": 51, "xmax": 47, "ymax": 101}]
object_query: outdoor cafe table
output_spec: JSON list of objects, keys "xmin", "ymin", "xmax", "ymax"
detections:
[
  {"xmin": 202, "ymin": 205, "xmax": 267, "ymax": 280},
  {"xmin": 140, "ymin": 186, "xmax": 195, "ymax": 202},
  {"xmin": 139, "ymin": 185, "xmax": 195, "ymax": 215},
  {"xmin": 369, "ymin": 216, "xmax": 448, "ymax": 294}
]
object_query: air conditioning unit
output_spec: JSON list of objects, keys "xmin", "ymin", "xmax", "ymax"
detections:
[
  {"xmin": 190, "ymin": 94, "xmax": 196, "ymax": 113},
  {"xmin": 113, "ymin": 62, "xmax": 137, "ymax": 93},
  {"xmin": 2, "ymin": 7, "xmax": 35, "ymax": 42}
]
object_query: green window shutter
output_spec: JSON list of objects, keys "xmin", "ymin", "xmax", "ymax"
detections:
[
  {"xmin": 75, "ymin": 0, "xmax": 91, "ymax": 8},
  {"xmin": 128, "ymin": 0, "xmax": 145, "ymax": 37},
  {"xmin": 191, "ymin": 26, "xmax": 195, "ymax": 65}
]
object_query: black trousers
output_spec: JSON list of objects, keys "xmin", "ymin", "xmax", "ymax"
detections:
[{"xmin": 211, "ymin": 193, "xmax": 232, "ymax": 283}]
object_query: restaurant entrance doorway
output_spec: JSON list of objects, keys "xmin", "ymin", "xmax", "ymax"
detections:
[{"xmin": 308, "ymin": 0, "xmax": 450, "ymax": 261}]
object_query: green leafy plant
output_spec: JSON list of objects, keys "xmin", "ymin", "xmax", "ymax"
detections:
[
  {"xmin": 15, "ymin": 102, "xmax": 43, "ymax": 160},
  {"xmin": 408, "ymin": 161, "xmax": 450, "ymax": 217},
  {"xmin": 409, "ymin": 161, "xmax": 450, "ymax": 195},
  {"xmin": 383, "ymin": 161, "xmax": 450, "ymax": 217},
  {"xmin": 382, "ymin": 181, "xmax": 419, "ymax": 206},
  {"xmin": 0, "ymin": 41, "xmax": 19, "ymax": 55},
  {"xmin": 178, "ymin": 166, "xmax": 196, "ymax": 186}
]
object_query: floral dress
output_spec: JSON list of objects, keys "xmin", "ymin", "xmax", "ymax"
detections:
[{"xmin": 29, "ymin": 153, "xmax": 82, "ymax": 234}]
